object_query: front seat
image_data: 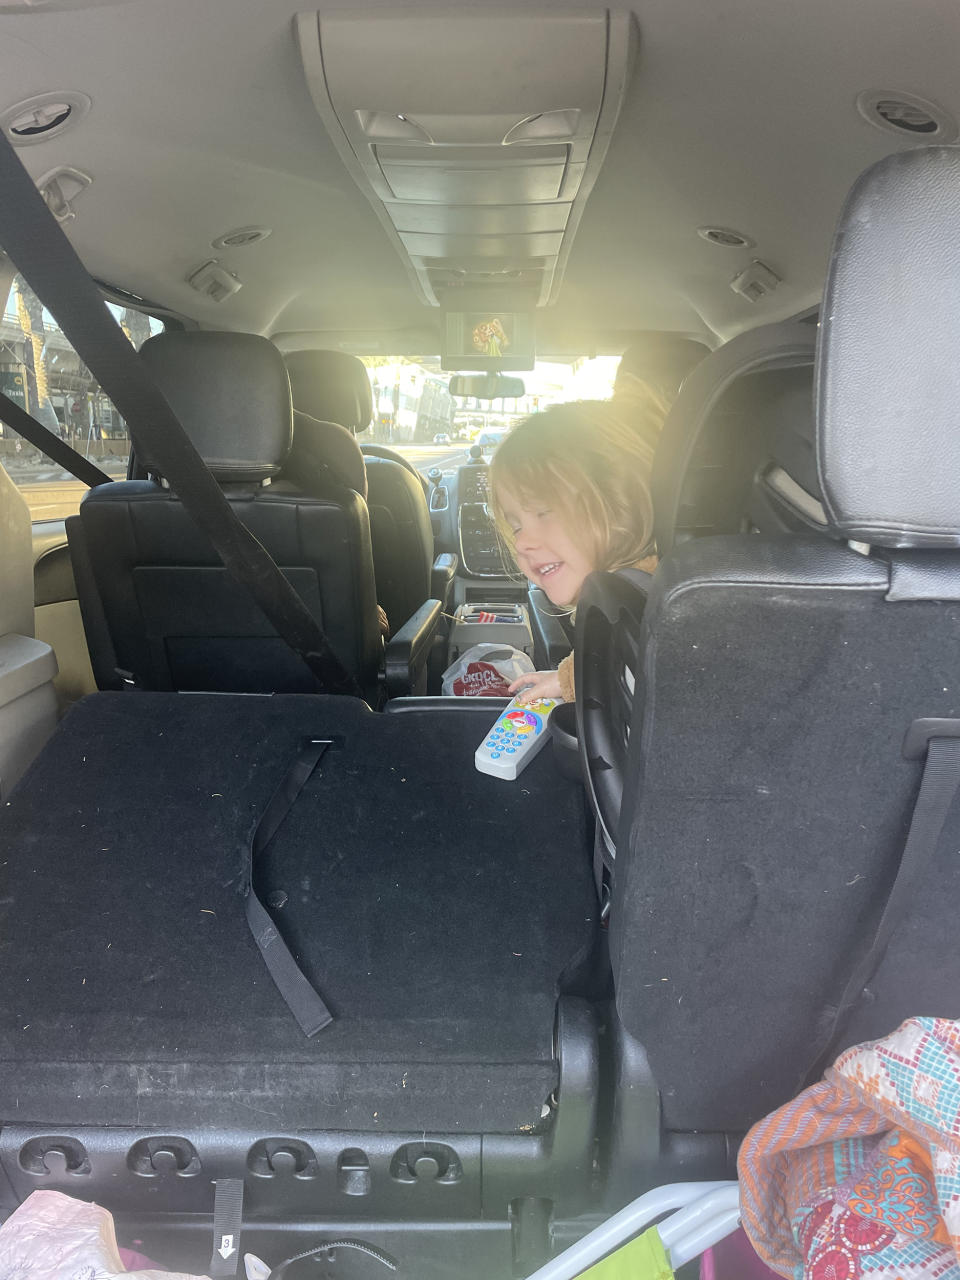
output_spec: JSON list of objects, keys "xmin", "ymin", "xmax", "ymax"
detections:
[
  {"xmin": 575, "ymin": 145, "xmax": 960, "ymax": 1195},
  {"xmin": 67, "ymin": 331, "xmax": 382, "ymax": 699},
  {"xmin": 284, "ymin": 350, "xmax": 440, "ymax": 633}
]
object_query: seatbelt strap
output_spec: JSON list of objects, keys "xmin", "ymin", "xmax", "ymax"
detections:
[
  {"xmin": 0, "ymin": 389, "xmax": 112, "ymax": 488},
  {"xmin": 208, "ymin": 1178, "xmax": 244, "ymax": 1278},
  {"xmin": 0, "ymin": 129, "xmax": 359, "ymax": 697},
  {"xmin": 803, "ymin": 719, "xmax": 960, "ymax": 1084},
  {"xmin": 246, "ymin": 738, "xmax": 334, "ymax": 1036}
]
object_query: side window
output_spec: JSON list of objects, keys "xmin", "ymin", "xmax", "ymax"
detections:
[{"xmin": 0, "ymin": 273, "xmax": 163, "ymax": 521}]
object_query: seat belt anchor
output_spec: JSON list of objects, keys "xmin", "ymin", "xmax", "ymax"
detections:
[{"xmin": 902, "ymin": 717, "xmax": 960, "ymax": 759}]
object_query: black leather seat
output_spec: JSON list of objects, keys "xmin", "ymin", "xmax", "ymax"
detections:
[
  {"xmin": 284, "ymin": 350, "xmax": 437, "ymax": 633},
  {"xmin": 67, "ymin": 331, "xmax": 382, "ymax": 699},
  {"xmin": 576, "ymin": 145, "xmax": 960, "ymax": 1195},
  {"xmin": 650, "ymin": 319, "xmax": 818, "ymax": 556}
]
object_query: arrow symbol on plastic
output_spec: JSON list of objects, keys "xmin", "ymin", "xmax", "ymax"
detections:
[{"xmin": 218, "ymin": 1236, "xmax": 236, "ymax": 1260}]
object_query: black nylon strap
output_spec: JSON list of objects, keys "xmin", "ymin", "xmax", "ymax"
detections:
[
  {"xmin": 803, "ymin": 732, "xmax": 960, "ymax": 1084},
  {"xmin": 0, "ymin": 130, "xmax": 359, "ymax": 697},
  {"xmin": 246, "ymin": 738, "xmax": 334, "ymax": 1036},
  {"xmin": 0, "ymin": 390, "xmax": 112, "ymax": 488},
  {"xmin": 208, "ymin": 1177, "xmax": 244, "ymax": 1277}
]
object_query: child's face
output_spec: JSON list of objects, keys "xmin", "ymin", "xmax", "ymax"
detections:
[{"xmin": 498, "ymin": 488, "xmax": 596, "ymax": 607}]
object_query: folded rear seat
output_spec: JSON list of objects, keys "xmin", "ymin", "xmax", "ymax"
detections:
[
  {"xmin": 0, "ymin": 692, "xmax": 600, "ymax": 1245},
  {"xmin": 0, "ymin": 692, "xmax": 596, "ymax": 1131}
]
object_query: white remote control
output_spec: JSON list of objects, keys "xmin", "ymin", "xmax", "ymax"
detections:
[{"xmin": 475, "ymin": 694, "xmax": 560, "ymax": 780}]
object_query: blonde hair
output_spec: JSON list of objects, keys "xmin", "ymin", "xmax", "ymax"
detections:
[{"xmin": 489, "ymin": 400, "xmax": 662, "ymax": 579}]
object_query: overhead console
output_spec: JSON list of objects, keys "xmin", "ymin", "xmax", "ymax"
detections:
[{"xmin": 296, "ymin": 8, "xmax": 637, "ymax": 309}]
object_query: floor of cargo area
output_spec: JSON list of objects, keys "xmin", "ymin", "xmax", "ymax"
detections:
[{"xmin": 0, "ymin": 693, "xmax": 598, "ymax": 1133}]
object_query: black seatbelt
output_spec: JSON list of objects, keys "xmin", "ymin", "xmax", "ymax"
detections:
[
  {"xmin": 0, "ymin": 130, "xmax": 359, "ymax": 697},
  {"xmin": 208, "ymin": 1178, "xmax": 244, "ymax": 1278},
  {"xmin": 245, "ymin": 737, "xmax": 335, "ymax": 1036},
  {"xmin": 0, "ymin": 389, "xmax": 112, "ymax": 488},
  {"xmin": 802, "ymin": 718, "xmax": 960, "ymax": 1084}
]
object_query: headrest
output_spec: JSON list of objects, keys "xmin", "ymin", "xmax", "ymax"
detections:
[
  {"xmin": 139, "ymin": 331, "xmax": 292, "ymax": 482},
  {"xmin": 614, "ymin": 334, "xmax": 711, "ymax": 404},
  {"xmin": 817, "ymin": 146, "xmax": 960, "ymax": 548},
  {"xmin": 287, "ymin": 411, "xmax": 368, "ymax": 500},
  {"xmin": 285, "ymin": 350, "xmax": 374, "ymax": 434}
]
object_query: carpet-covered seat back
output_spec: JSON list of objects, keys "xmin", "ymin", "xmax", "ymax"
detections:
[
  {"xmin": 605, "ymin": 146, "xmax": 960, "ymax": 1135},
  {"xmin": 68, "ymin": 331, "xmax": 381, "ymax": 697},
  {"xmin": 285, "ymin": 350, "xmax": 434, "ymax": 632}
]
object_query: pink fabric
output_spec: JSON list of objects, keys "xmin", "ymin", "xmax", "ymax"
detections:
[
  {"xmin": 737, "ymin": 1017, "xmax": 960, "ymax": 1279},
  {"xmin": 701, "ymin": 1227, "xmax": 782, "ymax": 1280},
  {"xmin": 119, "ymin": 1247, "xmax": 164, "ymax": 1271},
  {"xmin": 0, "ymin": 1191, "xmax": 206, "ymax": 1279}
]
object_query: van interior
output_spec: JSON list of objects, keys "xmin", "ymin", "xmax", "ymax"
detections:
[{"xmin": 2, "ymin": 2, "xmax": 960, "ymax": 1276}]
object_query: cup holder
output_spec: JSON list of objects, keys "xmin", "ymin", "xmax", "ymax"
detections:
[{"xmin": 550, "ymin": 702, "xmax": 581, "ymax": 781}]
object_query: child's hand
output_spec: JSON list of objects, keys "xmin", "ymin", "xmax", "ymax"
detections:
[{"xmin": 509, "ymin": 670, "xmax": 564, "ymax": 703}]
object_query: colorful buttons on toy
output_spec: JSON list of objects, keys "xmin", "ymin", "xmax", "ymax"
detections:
[{"xmin": 504, "ymin": 709, "xmax": 542, "ymax": 736}]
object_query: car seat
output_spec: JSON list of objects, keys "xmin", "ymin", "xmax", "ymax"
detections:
[
  {"xmin": 284, "ymin": 350, "xmax": 445, "ymax": 633},
  {"xmin": 577, "ymin": 145, "xmax": 960, "ymax": 1201},
  {"xmin": 650, "ymin": 319, "xmax": 817, "ymax": 556},
  {"xmin": 67, "ymin": 331, "xmax": 383, "ymax": 699}
]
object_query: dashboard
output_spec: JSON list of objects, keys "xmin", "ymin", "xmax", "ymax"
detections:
[{"xmin": 427, "ymin": 461, "xmax": 512, "ymax": 579}]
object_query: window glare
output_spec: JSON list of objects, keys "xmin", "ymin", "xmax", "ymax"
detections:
[{"xmin": 1, "ymin": 272, "xmax": 162, "ymax": 522}]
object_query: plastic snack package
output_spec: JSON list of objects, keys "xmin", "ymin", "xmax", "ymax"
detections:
[
  {"xmin": 442, "ymin": 643, "xmax": 535, "ymax": 697},
  {"xmin": 0, "ymin": 1189, "xmax": 209, "ymax": 1279}
]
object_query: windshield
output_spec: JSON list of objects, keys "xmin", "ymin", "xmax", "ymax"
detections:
[
  {"xmin": 357, "ymin": 355, "xmax": 620, "ymax": 474},
  {"xmin": 0, "ymin": 297, "xmax": 619, "ymax": 520}
]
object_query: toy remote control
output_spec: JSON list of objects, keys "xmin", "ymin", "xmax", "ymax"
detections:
[{"xmin": 475, "ymin": 693, "xmax": 560, "ymax": 780}]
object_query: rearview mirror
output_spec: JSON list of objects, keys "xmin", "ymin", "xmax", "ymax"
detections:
[{"xmin": 449, "ymin": 373, "xmax": 526, "ymax": 400}]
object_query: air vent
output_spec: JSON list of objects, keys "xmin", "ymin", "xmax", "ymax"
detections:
[
  {"xmin": 1, "ymin": 91, "xmax": 90, "ymax": 146},
  {"xmin": 856, "ymin": 90, "xmax": 957, "ymax": 141},
  {"xmin": 698, "ymin": 226, "xmax": 754, "ymax": 249},
  {"xmin": 211, "ymin": 226, "xmax": 272, "ymax": 249}
]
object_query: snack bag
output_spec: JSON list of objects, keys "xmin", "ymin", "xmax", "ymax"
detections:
[{"xmin": 442, "ymin": 643, "xmax": 534, "ymax": 697}]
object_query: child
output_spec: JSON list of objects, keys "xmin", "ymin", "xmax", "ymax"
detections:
[{"xmin": 489, "ymin": 399, "xmax": 663, "ymax": 704}]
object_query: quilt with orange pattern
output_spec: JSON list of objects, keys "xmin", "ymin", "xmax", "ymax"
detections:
[{"xmin": 738, "ymin": 1017, "xmax": 960, "ymax": 1279}]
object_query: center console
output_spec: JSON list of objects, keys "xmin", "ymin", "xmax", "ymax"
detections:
[
  {"xmin": 448, "ymin": 602, "xmax": 534, "ymax": 660},
  {"xmin": 456, "ymin": 461, "xmax": 507, "ymax": 577}
]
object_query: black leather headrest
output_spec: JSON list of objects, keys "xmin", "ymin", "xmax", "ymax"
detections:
[
  {"xmin": 285, "ymin": 350, "xmax": 374, "ymax": 434},
  {"xmin": 138, "ymin": 331, "xmax": 292, "ymax": 482},
  {"xmin": 287, "ymin": 411, "xmax": 368, "ymax": 500},
  {"xmin": 817, "ymin": 146, "xmax": 960, "ymax": 548}
]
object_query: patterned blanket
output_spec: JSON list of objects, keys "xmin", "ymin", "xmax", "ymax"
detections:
[{"xmin": 738, "ymin": 1017, "xmax": 960, "ymax": 1278}]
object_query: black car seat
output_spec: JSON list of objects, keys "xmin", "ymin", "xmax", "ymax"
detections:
[
  {"xmin": 67, "ymin": 331, "xmax": 382, "ymax": 699},
  {"xmin": 578, "ymin": 145, "xmax": 960, "ymax": 1197},
  {"xmin": 285, "ymin": 350, "xmax": 437, "ymax": 633},
  {"xmin": 651, "ymin": 319, "xmax": 818, "ymax": 557}
]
